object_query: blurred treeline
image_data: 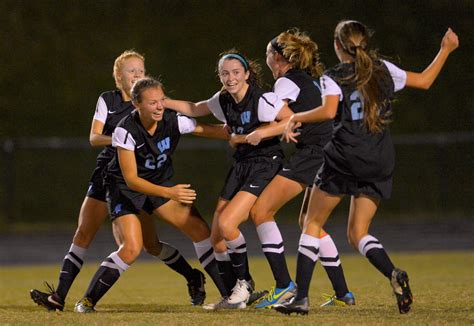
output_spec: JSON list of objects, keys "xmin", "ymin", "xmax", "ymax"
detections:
[{"xmin": 0, "ymin": 0, "xmax": 472, "ymax": 228}]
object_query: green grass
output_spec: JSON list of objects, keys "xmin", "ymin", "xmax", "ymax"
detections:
[{"xmin": 1, "ymin": 251, "xmax": 473, "ymax": 325}]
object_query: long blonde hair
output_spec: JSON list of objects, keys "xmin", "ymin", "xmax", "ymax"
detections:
[
  {"xmin": 112, "ymin": 50, "xmax": 145, "ymax": 90},
  {"xmin": 272, "ymin": 28, "xmax": 324, "ymax": 78},
  {"xmin": 335, "ymin": 20, "xmax": 391, "ymax": 133}
]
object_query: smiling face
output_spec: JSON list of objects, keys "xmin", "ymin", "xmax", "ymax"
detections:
[
  {"xmin": 134, "ymin": 86, "xmax": 166, "ymax": 123},
  {"xmin": 116, "ymin": 56, "xmax": 145, "ymax": 96},
  {"xmin": 218, "ymin": 58, "xmax": 250, "ymax": 100}
]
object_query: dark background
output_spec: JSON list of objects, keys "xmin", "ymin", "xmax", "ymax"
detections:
[{"xmin": 0, "ymin": 0, "xmax": 472, "ymax": 230}]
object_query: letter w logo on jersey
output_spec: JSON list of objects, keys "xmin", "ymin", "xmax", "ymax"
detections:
[
  {"xmin": 240, "ymin": 111, "xmax": 251, "ymax": 125},
  {"xmin": 157, "ymin": 137, "xmax": 171, "ymax": 153}
]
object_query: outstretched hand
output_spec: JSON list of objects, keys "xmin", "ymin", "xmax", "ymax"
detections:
[
  {"xmin": 441, "ymin": 28, "xmax": 459, "ymax": 53},
  {"xmin": 283, "ymin": 117, "xmax": 301, "ymax": 143},
  {"xmin": 168, "ymin": 184, "xmax": 196, "ymax": 204}
]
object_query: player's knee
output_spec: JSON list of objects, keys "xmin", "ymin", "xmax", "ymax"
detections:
[
  {"xmin": 142, "ymin": 241, "xmax": 161, "ymax": 256},
  {"xmin": 249, "ymin": 204, "xmax": 272, "ymax": 226},
  {"xmin": 73, "ymin": 228, "xmax": 94, "ymax": 248},
  {"xmin": 347, "ymin": 229, "xmax": 363, "ymax": 250},
  {"xmin": 217, "ymin": 218, "xmax": 233, "ymax": 239},
  {"xmin": 120, "ymin": 242, "xmax": 142, "ymax": 262},
  {"xmin": 187, "ymin": 217, "xmax": 211, "ymax": 241}
]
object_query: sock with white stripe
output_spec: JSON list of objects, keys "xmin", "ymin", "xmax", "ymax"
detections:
[
  {"xmin": 215, "ymin": 251, "xmax": 235, "ymax": 296},
  {"xmin": 358, "ymin": 234, "xmax": 394, "ymax": 279},
  {"xmin": 225, "ymin": 232, "xmax": 248, "ymax": 281},
  {"xmin": 56, "ymin": 243, "xmax": 86, "ymax": 302},
  {"xmin": 193, "ymin": 238, "xmax": 227, "ymax": 296},
  {"xmin": 158, "ymin": 242, "xmax": 194, "ymax": 281},
  {"xmin": 257, "ymin": 221, "xmax": 291, "ymax": 288},
  {"xmin": 85, "ymin": 251, "xmax": 129, "ymax": 304},
  {"xmin": 295, "ymin": 233, "xmax": 320, "ymax": 300},
  {"xmin": 319, "ymin": 234, "xmax": 349, "ymax": 298}
]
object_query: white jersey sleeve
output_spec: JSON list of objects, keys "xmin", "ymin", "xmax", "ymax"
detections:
[
  {"xmin": 258, "ymin": 92, "xmax": 285, "ymax": 122},
  {"xmin": 206, "ymin": 91, "xmax": 227, "ymax": 123},
  {"xmin": 382, "ymin": 60, "xmax": 407, "ymax": 92},
  {"xmin": 177, "ymin": 114, "xmax": 197, "ymax": 134},
  {"xmin": 320, "ymin": 75, "xmax": 343, "ymax": 101},
  {"xmin": 93, "ymin": 96, "xmax": 108, "ymax": 123},
  {"xmin": 274, "ymin": 77, "xmax": 300, "ymax": 102},
  {"xmin": 112, "ymin": 126, "xmax": 136, "ymax": 151}
]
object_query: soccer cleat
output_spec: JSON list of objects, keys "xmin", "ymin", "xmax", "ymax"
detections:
[
  {"xmin": 247, "ymin": 289, "xmax": 269, "ymax": 305},
  {"xmin": 202, "ymin": 296, "xmax": 246, "ymax": 310},
  {"xmin": 74, "ymin": 297, "xmax": 96, "ymax": 313},
  {"xmin": 274, "ymin": 296, "xmax": 309, "ymax": 315},
  {"xmin": 187, "ymin": 269, "xmax": 206, "ymax": 306},
  {"xmin": 391, "ymin": 268, "xmax": 413, "ymax": 314},
  {"xmin": 320, "ymin": 291, "xmax": 356, "ymax": 307},
  {"xmin": 227, "ymin": 279, "xmax": 252, "ymax": 305},
  {"xmin": 255, "ymin": 281, "xmax": 296, "ymax": 309},
  {"xmin": 29, "ymin": 282, "xmax": 64, "ymax": 311}
]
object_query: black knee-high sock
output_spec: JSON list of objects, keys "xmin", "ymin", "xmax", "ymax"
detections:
[
  {"xmin": 158, "ymin": 242, "xmax": 194, "ymax": 281},
  {"xmin": 257, "ymin": 221, "xmax": 292, "ymax": 289},
  {"xmin": 56, "ymin": 244, "xmax": 86, "ymax": 302},
  {"xmin": 295, "ymin": 234, "xmax": 320, "ymax": 300},
  {"xmin": 225, "ymin": 232, "xmax": 248, "ymax": 281},
  {"xmin": 193, "ymin": 238, "xmax": 228, "ymax": 297},
  {"xmin": 85, "ymin": 252, "xmax": 129, "ymax": 304},
  {"xmin": 215, "ymin": 252, "xmax": 235, "ymax": 296},
  {"xmin": 358, "ymin": 235, "xmax": 395, "ymax": 279},
  {"xmin": 319, "ymin": 235, "xmax": 349, "ymax": 298}
]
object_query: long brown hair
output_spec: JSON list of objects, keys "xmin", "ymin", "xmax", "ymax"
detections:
[
  {"xmin": 272, "ymin": 28, "xmax": 324, "ymax": 78},
  {"xmin": 216, "ymin": 49, "xmax": 264, "ymax": 90},
  {"xmin": 335, "ymin": 20, "xmax": 391, "ymax": 133}
]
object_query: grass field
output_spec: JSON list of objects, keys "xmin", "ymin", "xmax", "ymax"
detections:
[{"xmin": 1, "ymin": 251, "xmax": 473, "ymax": 325}]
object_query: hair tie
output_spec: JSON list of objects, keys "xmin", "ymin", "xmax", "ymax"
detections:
[
  {"xmin": 221, "ymin": 53, "xmax": 249, "ymax": 71},
  {"xmin": 270, "ymin": 37, "xmax": 285, "ymax": 56}
]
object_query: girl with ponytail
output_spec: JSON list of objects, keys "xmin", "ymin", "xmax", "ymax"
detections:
[{"xmin": 278, "ymin": 21, "xmax": 458, "ymax": 315}]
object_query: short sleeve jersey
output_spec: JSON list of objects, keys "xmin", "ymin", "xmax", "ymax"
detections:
[
  {"xmin": 92, "ymin": 90, "xmax": 136, "ymax": 162},
  {"xmin": 107, "ymin": 109, "xmax": 196, "ymax": 185},
  {"xmin": 321, "ymin": 60, "xmax": 405, "ymax": 181},
  {"xmin": 207, "ymin": 85, "xmax": 284, "ymax": 160},
  {"xmin": 274, "ymin": 68, "xmax": 333, "ymax": 148}
]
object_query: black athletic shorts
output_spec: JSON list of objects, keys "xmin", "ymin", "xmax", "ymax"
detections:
[
  {"xmin": 220, "ymin": 155, "xmax": 283, "ymax": 200},
  {"xmin": 278, "ymin": 146, "xmax": 324, "ymax": 186},
  {"xmin": 106, "ymin": 178, "xmax": 175, "ymax": 221},
  {"xmin": 315, "ymin": 162, "xmax": 392, "ymax": 200},
  {"xmin": 86, "ymin": 163, "xmax": 108, "ymax": 202}
]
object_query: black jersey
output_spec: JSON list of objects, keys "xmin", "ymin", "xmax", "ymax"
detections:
[
  {"xmin": 322, "ymin": 61, "xmax": 396, "ymax": 181},
  {"xmin": 107, "ymin": 110, "xmax": 195, "ymax": 185},
  {"xmin": 207, "ymin": 85, "xmax": 284, "ymax": 161},
  {"xmin": 93, "ymin": 90, "xmax": 136, "ymax": 162},
  {"xmin": 275, "ymin": 69, "xmax": 333, "ymax": 148}
]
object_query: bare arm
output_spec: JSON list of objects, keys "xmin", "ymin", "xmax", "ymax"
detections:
[
  {"xmin": 118, "ymin": 148, "xmax": 196, "ymax": 204},
  {"xmin": 193, "ymin": 122, "xmax": 230, "ymax": 140},
  {"xmin": 89, "ymin": 119, "xmax": 112, "ymax": 147},
  {"xmin": 405, "ymin": 28, "xmax": 459, "ymax": 90},
  {"xmin": 283, "ymin": 95, "xmax": 339, "ymax": 143},
  {"xmin": 164, "ymin": 98, "xmax": 211, "ymax": 117},
  {"xmin": 246, "ymin": 103, "xmax": 294, "ymax": 145}
]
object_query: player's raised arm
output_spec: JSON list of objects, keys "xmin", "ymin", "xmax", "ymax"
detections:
[
  {"xmin": 164, "ymin": 98, "xmax": 211, "ymax": 117},
  {"xmin": 405, "ymin": 28, "xmax": 459, "ymax": 90}
]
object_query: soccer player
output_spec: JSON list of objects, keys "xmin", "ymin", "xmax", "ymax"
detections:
[
  {"xmin": 30, "ymin": 51, "xmax": 211, "ymax": 311},
  {"xmin": 74, "ymin": 77, "xmax": 230, "ymax": 312},
  {"xmin": 276, "ymin": 21, "xmax": 459, "ymax": 315},
  {"xmin": 163, "ymin": 51, "xmax": 293, "ymax": 309},
  {"xmin": 246, "ymin": 28, "xmax": 354, "ymax": 309}
]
